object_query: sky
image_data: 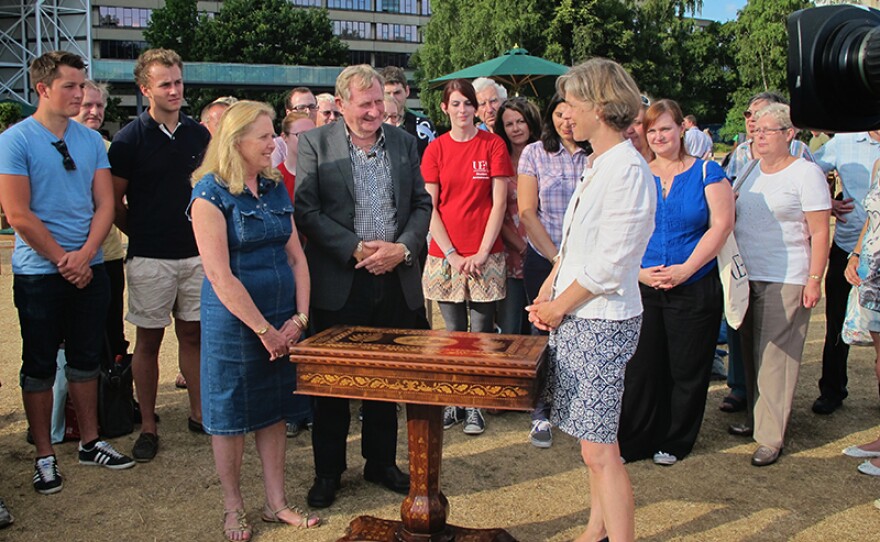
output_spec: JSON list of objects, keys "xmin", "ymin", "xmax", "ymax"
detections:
[{"xmin": 690, "ymin": 0, "xmax": 748, "ymax": 22}]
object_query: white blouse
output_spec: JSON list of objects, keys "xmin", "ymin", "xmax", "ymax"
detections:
[{"xmin": 553, "ymin": 140, "xmax": 657, "ymax": 320}]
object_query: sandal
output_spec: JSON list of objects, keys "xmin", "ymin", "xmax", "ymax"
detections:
[
  {"xmin": 719, "ymin": 394, "xmax": 745, "ymax": 413},
  {"xmin": 223, "ymin": 509, "xmax": 252, "ymax": 541},
  {"xmin": 175, "ymin": 372, "xmax": 188, "ymax": 389},
  {"xmin": 261, "ymin": 503, "xmax": 321, "ymax": 529}
]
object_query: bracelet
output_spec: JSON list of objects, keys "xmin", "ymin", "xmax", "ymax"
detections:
[
  {"xmin": 292, "ymin": 312, "xmax": 309, "ymax": 330},
  {"xmin": 444, "ymin": 247, "xmax": 457, "ymax": 258},
  {"xmin": 254, "ymin": 325, "xmax": 270, "ymax": 336},
  {"xmin": 552, "ymin": 254, "xmax": 561, "ymax": 264},
  {"xmin": 808, "ymin": 274, "xmax": 822, "ymax": 281},
  {"xmin": 356, "ymin": 240, "xmax": 364, "ymax": 254},
  {"xmin": 848, "ymin": 251, "xmax": 860, "ymax": 260}
]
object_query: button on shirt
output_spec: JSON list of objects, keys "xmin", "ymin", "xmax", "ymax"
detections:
[
  {"xmin": 347, "ymin": 127, "xmax": 397, "ymax": 242},
  {"xmin": 813, "ymin": 132, "xmax": 880, "ymax": 251},
  {"xmin": 517, "ymin": 141, "xmax": 589, "ymax": 257}
]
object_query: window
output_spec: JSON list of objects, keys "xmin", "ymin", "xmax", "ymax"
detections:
[
  {"xmin": 333, "ymin": 20, "xmax": 372, "ymax": 40},
  {"xmin": 375, "ymin": 52, "xmax": 412, "ymax": 68},
  {"xmin": 97, "ymin": 6, "xmax": 152, "ymax": 28},
  {"xmin": 377, "ymin": 0, "xmax": 418, "ymax": 14},
  {"xmin": 423, "ymin": 0, "xmax": 431, "ymax": 16},
  {"xmin": 327, "ymin": 0, "xmax": 371, "ymax": 11},
  {"xmin": 348, "ymin": 50, "xmax": 373, "ymax": 65},
  {"xmin": 98, "ymin": 40, "xmax": 149, "ymax": 59},
  {"xmin": 377, "ymin": 23, "xmax": 418, "ymax": 43},
  {"xmin": 291, "ymin": 0, "xmax": 322, "ymax": 6}
]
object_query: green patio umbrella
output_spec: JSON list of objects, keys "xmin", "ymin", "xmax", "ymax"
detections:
[{"xmin": 429, "ymin": 47, "xmax": 569, "ymax": 96}]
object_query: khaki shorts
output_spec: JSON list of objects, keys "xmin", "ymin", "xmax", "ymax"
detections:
[{"xmin": 126, "ymin": 256, "xmax": 204, "ymax": 328}]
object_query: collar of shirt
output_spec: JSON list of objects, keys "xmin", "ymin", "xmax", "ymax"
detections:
[
  {"xmin": 550, "ymin": 144, "xmax": 588, "ymax": 158},
  {"xmin": 344, "ymin": 123, "xmax": 386, "ymax": 156},
  {"xmin": 141, "ymin": 110, "xmax": 182, "ymax": 139}
]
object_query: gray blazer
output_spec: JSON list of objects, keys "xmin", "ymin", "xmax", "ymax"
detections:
[{"xmin": 294, "ymin": 121, "xmax": 432, "ymax": 312}]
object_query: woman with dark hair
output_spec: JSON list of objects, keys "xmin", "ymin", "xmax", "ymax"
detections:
[
  {"xmin": 493, "ymin": 97, "xmax": 542, "ymax": 336},
  {"xmin": 517, "ymin": 93, "xmax": 589, "ymax": 448},
  {"xmin": 527, "ymin": 58, "xmax": 656, "ymax": 542},
  {"xmin": 421, "ymin": 79, "xmax": 511, "ymax": 436},
  {"xmin": 617, "ymin": 99, "xmax": 734, "ymax": 466}
]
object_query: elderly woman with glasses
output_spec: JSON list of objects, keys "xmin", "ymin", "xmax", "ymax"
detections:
[{"xmin": 732, "ymin": 103, "xmax": 830, "ymax": 467}]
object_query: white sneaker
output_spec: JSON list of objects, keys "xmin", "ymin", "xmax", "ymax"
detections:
[
  {"xmin": 463, "ymin": 408, "xmax": 485, "ymax": 435},
  {"xmin": 529, "ymin": 419, "xmax": 552, "ymax": 448},
  {"xmin": 653, "ymin": 451, "xmax": 677, "ymax": 466}
]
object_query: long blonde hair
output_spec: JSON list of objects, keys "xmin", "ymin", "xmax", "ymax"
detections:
[{"xmin": 192, "ymin": 100, "xmax": 280, "ymax": 194}]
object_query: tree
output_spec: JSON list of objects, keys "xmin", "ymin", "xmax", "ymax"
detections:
[
  {"xmin": 678, "ymin": 20, "xmax": 738, "ymax": 124},
  {"xmin": 414, "ymin": 0, "xmax": 553, "ymax": 122},
  {"xmin": 720, "ymin": 0, "xmax": 811, "ymax": 139},
  {"xmin": 142, "ymin": 0, "xmax": 200, "ymax": 59},
  {"xmin": 194, "ymin": 0, "xmax": 346, "ymax": 66},
  {"xmin": 0, "ymin": 102, "xmax": 21, "ymax": 131}
]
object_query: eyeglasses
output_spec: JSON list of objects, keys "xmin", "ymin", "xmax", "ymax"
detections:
[
  {"xmin": 290, "ymin": 103, "xmax": 318, "ymax": 112},
  {"xmin": 51, "ymin": 140, "xmax": 76, "ymax": 171},
  {"xmin": 753, "ymin": 127, "xmax": 789, "ymax": 136},
  {"xmin": 284, "ymin": 131, "xmax": 307, "ymax": 137},
  {"xmin": 743, "ymin": 110, "xmax": 760, "ymax": 119},
  {"xmin": 319, "ymin": 109, "xmax": 342, "ymax": 118}
]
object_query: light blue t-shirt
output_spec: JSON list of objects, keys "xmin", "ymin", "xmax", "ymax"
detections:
[
  {"xmin": 0, "ymin": 117, "xmax": 109, "ymax": 274},
  {"xmin": 813, "ymin": 132, "xmax": 880, "ymax": 252}
]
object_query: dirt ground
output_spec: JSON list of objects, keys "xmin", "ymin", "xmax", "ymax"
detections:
[{"xmin": 1, "ymin": 242, "xmax": 879, "ymax": 542}]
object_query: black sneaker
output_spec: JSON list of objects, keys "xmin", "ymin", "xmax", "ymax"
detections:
[
  {"xmin": 132, "ymin": 432, "xmax": 159, "ymax": 462},
  {"xmin": 79, "ymin": 440, "xmax": 136, "ymax": 470},
  {"xmin": 443, "ymin": 406, "xmax": 465, "ymax": 429},
  {"xmin": 33, "ymin": 455, "xmax": 63, "ymax": 495}
]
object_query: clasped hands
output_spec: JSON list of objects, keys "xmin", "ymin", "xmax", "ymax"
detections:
[
  {"xmin": 57, "ymin": 249, "xmax": 93, "ymax": 289},
  {"xmin": 446, "ymin": 250, "xmax": 489, "ymax": 278},
  {"xmin": 354, "ymin": 240, "xmax": 405, "ymax": 275},
  {"xmin": 639, "ymin": 265, "xmax": 691, "ymax": 290},
  {"xmin": 259, "ymin": 319, "xmax": 305, "ymax": 360}
]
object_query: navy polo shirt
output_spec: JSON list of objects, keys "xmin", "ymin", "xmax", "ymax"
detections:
[{"xmin": 109, "ymin": 110, "xmax": 210, "ymax": 259}]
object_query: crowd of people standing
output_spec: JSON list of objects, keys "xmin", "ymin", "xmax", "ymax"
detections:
[{"xmin": 1, "ymin": 46, "xmax": 879, "ymax": 540}]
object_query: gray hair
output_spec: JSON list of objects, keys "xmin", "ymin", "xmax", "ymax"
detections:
[
  {"xmin": 753, "ymin": 103, "xmax": 793, "ymax": 129},
  {"xmin": 315, "ymin": 92, "xmax": 335, "ymax": 104},
  {"xmin": 749, "ymin": 91, "xmax": 788, "ymax": 107},
  {"xmin": 336, "ymin": 65, "xmax": 384, "ymax": 102},
  {"xmin": 83, "ymin": 79, "xmax": 109, "ymax": 102},
  {"xmin": 472, "ymin": 77, "xmax": 508, "ymax": 100}
]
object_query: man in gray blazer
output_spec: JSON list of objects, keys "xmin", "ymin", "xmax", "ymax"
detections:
[{"xmin": 294, "ymin": 65, "xmax": 432, "ymax": 509}]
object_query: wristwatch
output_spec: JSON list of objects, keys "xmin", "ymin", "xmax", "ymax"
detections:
[
  {"xmin": 848, "ymin": 251, "xmax": 860, "ymax": 260},
  {"xmin": 399, "ymin": 243, "xmax": 413, "ymax": 266}
]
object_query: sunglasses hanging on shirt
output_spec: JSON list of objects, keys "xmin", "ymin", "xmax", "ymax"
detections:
[{"xmin": 51, "ymin": 140, "xmax": 77, "ymax": 171}]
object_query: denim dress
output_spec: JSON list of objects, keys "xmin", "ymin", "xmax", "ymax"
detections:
[{"xmin": 189, "ymin": 174, "xmax": 305, "ymax": 435}]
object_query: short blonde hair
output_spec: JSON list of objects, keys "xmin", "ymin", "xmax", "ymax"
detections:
[
  {"xmin": 336, "ymin": 65, "xmax": 384, "ymax": 102},
  {"xmin": 192, "ymin": 101, "xmax": 280, "ymax": 195},
  {"xmin": 83, "ymin": 80, "xmax": 109, "ymax": 103},
  {"xmin": 556, "ymin": 58, "xmax": 642, "ymax": 132},
  {"xmin": 134, "ymin": 48, "xmax": 182, "ymax": 88},
  {"xmin": 754, "ymin": 103, "xmax": 793, "ymax": 129}
]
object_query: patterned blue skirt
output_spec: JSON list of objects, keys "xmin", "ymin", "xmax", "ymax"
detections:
[{"xmin": 544, "ymin": 315, "xmax": 642, "ymax": 443}]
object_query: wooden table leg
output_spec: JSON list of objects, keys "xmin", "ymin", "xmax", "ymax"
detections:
[{"xmin": 339, "ymin": 404, "xmax": 517, "ymax": 542}]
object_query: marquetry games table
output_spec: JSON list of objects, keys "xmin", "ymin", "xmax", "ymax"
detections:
[{"xmin": 289, "ymin": 325, "xmax": 548, "ymax": 542}]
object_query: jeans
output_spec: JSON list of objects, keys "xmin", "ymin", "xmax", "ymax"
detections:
[
  {"xmin": 496, "ymin": 278, "xmax": 529, "ymax": 334},
  {"xmin": 438, "ymin": 301, "xmax": 496, "ymax": 333},
  {"xmin": 14, "ymin": 266, "xmax": 110, "ymax": 391}
]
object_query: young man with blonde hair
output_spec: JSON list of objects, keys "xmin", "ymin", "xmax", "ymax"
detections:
[{"xmin": 109, "ymin": 48, "xmax": 211, "ymax": 462}]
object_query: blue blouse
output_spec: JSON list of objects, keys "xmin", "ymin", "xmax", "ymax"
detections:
[{"xmin": 641, "ymin": 159, "xmax": 727, "ymax": 286}]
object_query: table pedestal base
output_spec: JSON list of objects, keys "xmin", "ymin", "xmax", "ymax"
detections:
[{"xmin": 338, "ymin": 516, "xmax": 517, "ymax": 542}]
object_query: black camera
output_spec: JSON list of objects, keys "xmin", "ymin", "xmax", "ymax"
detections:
[{"xmin": 788, "ymin": 4, "xmax": 880, "ymax": 132}]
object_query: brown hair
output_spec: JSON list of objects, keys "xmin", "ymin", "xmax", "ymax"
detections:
[
  {"xmin": 134, "ymin": 48, "xmax": 182, "ymax": 87},
  {"xmin": 494, "ymin": 98, "xmax": 542, "ymax": 152},
  {"xmin": 29, "ymin": 51, "xmax": 86, "ymax": 91},
  {"xmin": 441, "ymin": 79, "xmax": 478, "ymax": 109},
  {"xmin": 380, "ymin": 66, "xmax": 407, "ymax": 88},
  {"xmin": 644, "ymin": 99, "xmax": 687, "ymax": 160}
]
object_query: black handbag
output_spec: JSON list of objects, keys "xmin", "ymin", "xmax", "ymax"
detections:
[{"xmin": 98, "ymin": 342, "xmax": 135, "ymax": 438}]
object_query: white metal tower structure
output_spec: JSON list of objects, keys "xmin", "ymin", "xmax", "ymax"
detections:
[{"xmin": 0, "ymin": 0, "xmax": 91, "ymax": 104}]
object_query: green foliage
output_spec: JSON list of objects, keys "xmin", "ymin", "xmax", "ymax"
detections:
[
  {"xmin": 142, "ymin": 0, "xmax": 199, "ymax": 59},
  {"xmin": 720, "ymin": 0, "xmax": 812, "ymax": 137},
  {"xmin": 415, "ymin": 0, "xmax": 553, "ymax": 122},
  {"xmin": 0, "ymin": 102, "xmax": 22, "ymax": 131},
  {"xmin": 194, "ymin": 0, "xmax": 346, "ymax": 66}
]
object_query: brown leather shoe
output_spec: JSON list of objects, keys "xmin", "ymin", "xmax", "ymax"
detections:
[{"xmin": 751, "ymin": 445, "xmax": 781, "ymax": 466}]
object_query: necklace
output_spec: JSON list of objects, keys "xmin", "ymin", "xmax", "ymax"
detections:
[{"xmin": 657, "ymin": 159, "xmax": 685, "ymax": 198}]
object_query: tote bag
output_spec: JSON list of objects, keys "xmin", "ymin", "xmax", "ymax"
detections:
[{"xmin": 716, "ymin": 160, "xmax": 757, "ymax": 330}]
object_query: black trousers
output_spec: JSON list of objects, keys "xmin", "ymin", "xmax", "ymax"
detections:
[
  {"xmin": 310, "ymin": 269, "xmax": 422, "ymax": 479},
  {"xmin": 104, "ymin": 258, "xmax": 128, "ymax": 358},
  {"xmin": 522, "ymin": 245, "xmax": 553, "ymax": 337},
  {"xmin": 818, "ymin": 243, "xmax": 850, "ymax": 402},
  {"xmin": 618, "ymin": 272, "xmax": 722, "ymax": 461}
]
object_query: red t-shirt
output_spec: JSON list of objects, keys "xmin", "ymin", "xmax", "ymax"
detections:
[
  {"xmin": 278, "ymin": 162, "xmax": 295, "ymax": 203},
  {"xmin": 421, "ymin": 130, "xmax": 513, "ymax": 257}
]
